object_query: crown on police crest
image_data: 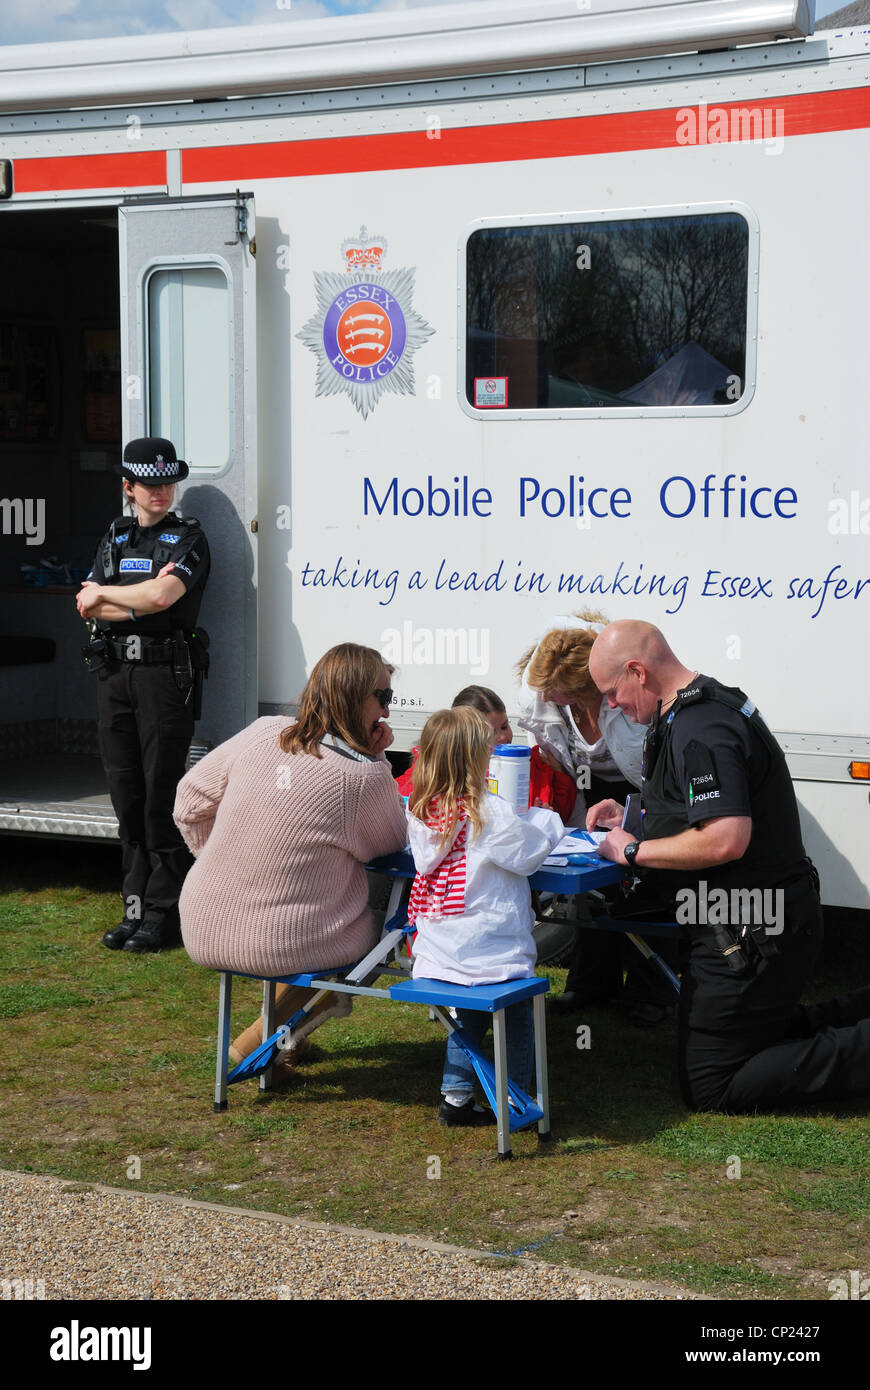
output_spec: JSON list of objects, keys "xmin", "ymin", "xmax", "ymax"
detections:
[{"xmin": 341, "ymin": 226, "xmax": 387, "ymax": 273}]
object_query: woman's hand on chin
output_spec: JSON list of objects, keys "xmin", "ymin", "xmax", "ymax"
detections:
[{"xmin": 369, "ymin": 719, "xmax": 395, "ymax": 755}]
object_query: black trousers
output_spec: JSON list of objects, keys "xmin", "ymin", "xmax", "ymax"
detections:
[
  {"xmin": 97, "ymin": 661, "xmax": 194, "ymax": 926},
  {"xmin": 679, "ymin": 886, "xmax": 870, "ymax": 1111}
]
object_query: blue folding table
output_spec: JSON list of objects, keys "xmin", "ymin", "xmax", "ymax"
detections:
[{"xmin": 212, "ymin": 842, "xmax": 676, "ymax": 1158}]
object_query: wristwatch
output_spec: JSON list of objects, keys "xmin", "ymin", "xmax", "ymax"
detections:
[{"xmin": 623, "ymin": 840, "xmax": 643, "ymax": 872}]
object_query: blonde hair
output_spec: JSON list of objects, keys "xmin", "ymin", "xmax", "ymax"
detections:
[
  {"xmin": 409, "ymin": 706, "xmax": 492, "ymax": 849},
  {"xmin": 517, "ymin": 609, "xmax": 608, "ymax": 709},
  {"xmin": 280, "ymin": 643, "xmax": 393, "ymax": 758}
]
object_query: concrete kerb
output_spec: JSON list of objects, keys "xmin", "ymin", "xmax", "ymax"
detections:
[{"xmin": 3, "ymin": 1167, "xmax": 709, "ymax": 1300}]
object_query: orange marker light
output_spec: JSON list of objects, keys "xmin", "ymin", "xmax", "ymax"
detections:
[{"xmin": 848, "ymin": 761, "xmax": 870, "ymax": 780}]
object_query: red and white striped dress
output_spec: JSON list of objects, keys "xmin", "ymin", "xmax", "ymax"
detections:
[{"xmin": 407, "ymin": 801, "xmax": 468, "ymax": 926}]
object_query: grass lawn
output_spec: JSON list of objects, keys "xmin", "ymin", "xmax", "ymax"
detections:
[{"xmin": 1, "ymin": 837, "xmax": 868, "ymax": 1300}]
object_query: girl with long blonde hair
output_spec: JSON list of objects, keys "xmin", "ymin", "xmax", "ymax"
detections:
[{"xmin": 407, "ymin": 706, "xmax": 564, "ymax": 1126}]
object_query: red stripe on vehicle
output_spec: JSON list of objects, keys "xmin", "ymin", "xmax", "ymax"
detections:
[
  {"xmin": 14, "ymin": 150, "xmax": 167, "ymax": 194},
  {"xmin": 10, "ymin": 88, "xmax": 868, "ymax": 194},
  {"xmin": 183, "ymin": 87, "xmax": 870, "ymax": 183}
]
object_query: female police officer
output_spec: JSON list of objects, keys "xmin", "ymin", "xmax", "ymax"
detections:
[{"xmin": 77, "ymin": 437, "xmax": 210, "ymax": 953}]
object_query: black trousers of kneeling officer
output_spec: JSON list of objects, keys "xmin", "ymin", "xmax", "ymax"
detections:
[
  {"xmin": 98, "ymin": 657, "xmax": 194, "ymax": 934},
  {"xmin": 679, "ymin": 876, "xmax": 870, "ymax": 1112}
]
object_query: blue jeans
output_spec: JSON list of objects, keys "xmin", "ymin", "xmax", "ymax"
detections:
[{"xmin": 441, "ymin": 998, "xmax": 534, "ymax": 1095}]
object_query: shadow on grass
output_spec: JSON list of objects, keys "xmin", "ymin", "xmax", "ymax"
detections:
[
  {"xmin": 3, "ymin": 838, "xmax": 869, "ymax": 1299},
  {"xmin": 235, "ymin": 1020, "xmax": 691, "ymax": 1150}
]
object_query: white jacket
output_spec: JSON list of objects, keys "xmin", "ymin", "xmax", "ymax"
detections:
[{"xmin": 408, "ymin": 795, "xmax": 564, "ymax": 986}]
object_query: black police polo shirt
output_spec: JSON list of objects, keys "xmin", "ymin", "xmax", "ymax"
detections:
[
  {"xmin": 88, "ymin": 513, "xmax": 210, "ymax": 637},
  {"xmin": 653, "ymin": 679, "xmax": 807, "ymax": 891}
]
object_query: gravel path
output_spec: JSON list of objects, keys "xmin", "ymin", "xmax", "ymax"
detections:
[{"xmin": 0, "ymin": 1169, "xmax": 701, "ymax": 1301}]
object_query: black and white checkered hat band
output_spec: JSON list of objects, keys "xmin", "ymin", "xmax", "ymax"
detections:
[{"xmin": 125, "ymin": 458, "xmax": 183, "ymax": 480}]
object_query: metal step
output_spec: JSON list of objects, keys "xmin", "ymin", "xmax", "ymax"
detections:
[{"xmin": 0, "ymin": 752, "xmax": 118, "ymax": 840}]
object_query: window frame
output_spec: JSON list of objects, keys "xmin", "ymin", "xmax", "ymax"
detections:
[
  {"xmin": 458, "ymin": 200, "xmax": 759, "ymax": 422},
  {"xmin": 138, "ymin": 252, "xmax": 236, "ymax": 478}
]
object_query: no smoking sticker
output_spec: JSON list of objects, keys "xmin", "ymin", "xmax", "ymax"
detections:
[{"xmin": 474, "ymin": 376, "xmax": 508, "ymax": 408}]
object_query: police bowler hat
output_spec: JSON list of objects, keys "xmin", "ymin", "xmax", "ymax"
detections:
[{"xmin": 116, "ymin": 437, "xmax": 189, "ymax": 484}]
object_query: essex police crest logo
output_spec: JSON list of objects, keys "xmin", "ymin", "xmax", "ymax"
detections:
[{"xmin": 297, "ymin": 227, "xmax": 434, "ymax": 419}]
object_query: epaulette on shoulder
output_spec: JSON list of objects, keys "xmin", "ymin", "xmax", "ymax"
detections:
[
  {"xmin": 171, "ymin": 513, "xmax": 200, "ymax": 529},
  {"xmin": 110, "ymin": 515, "xmax": 132, "ymax": 531}
]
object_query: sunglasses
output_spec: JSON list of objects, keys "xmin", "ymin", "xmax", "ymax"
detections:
[
  {"xmin": 641, "ymin": 702, "xmax": 675, "ymax": 782},
  {"xmin": 373, "ymin": 687, "xmax": 394, "ymax": 709}
]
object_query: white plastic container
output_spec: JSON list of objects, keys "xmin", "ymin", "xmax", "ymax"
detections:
[{"xmin": 487, "ymin": 744, "xmax": 531, "ymax": 815}]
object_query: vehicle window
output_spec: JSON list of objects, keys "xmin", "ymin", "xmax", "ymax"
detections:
[
  {"xmin": 148, "ymin": 264, "xmax": 231, "ymax": 472},
  {"xmin": 465, "ymin": 211, "xmax": 750, "ymax": 412}
]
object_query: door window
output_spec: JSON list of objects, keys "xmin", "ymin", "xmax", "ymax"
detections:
[{"xmin": 147, "ymin": 264, "xmax": 231, "ymax": 471}]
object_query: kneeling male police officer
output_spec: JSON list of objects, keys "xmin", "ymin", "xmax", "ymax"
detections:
[
  {"xmin": 77, "ymin": 438, "xmax": 210, "ymax": 953},
  {"xmin": 586, "ymin": 619, "xmax": 870, "ymax": 1112}
]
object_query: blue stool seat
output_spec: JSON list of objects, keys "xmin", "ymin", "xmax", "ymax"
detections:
[
  {"xmin": 389, "ymin": 974, "xmax": 550, "ymax": 1149},
  {"xmin": 213, "ymin": 955, "xmax": 552, "ymax": 1157},
  {"xmin": 389, "ymin": 975, "xmax": 549, "ymax": 1010},
  {"xmin": 228, "ymin": 967, "xmax": 353, "ymax": 986}
]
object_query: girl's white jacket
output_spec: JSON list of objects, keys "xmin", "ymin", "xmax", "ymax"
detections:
[{"xmin": 407, "ymin": 795, "xmax": 565, "ymax": 986}]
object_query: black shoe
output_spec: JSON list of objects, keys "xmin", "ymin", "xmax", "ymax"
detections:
[
  {"xmin": 101, "ymin": 920, "xmax": 141, "ymax": 951},
  {"xmin": 122, "ymin": 920, "xmax": 182, "ymax": 954},
  {"xmin": 438, "ymin": 1097, "xmax": 496, "ymax": 1127},
  {"xmin": 803, "ymin": 986, "xmax": 870, "ymax": 1032}
]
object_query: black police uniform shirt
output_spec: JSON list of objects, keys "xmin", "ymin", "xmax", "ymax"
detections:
[
  {"xmin": 86, "ymin": 512, "xmax": 210, "ymax": 638},
  {"xmin": 647, "ymin": 675, "xmax": 807, "ymax": 894}
]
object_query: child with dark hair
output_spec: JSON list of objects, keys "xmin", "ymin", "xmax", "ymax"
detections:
[
  {"xmin": 395, "ymin": 683, "xmax": 575, "ymax": 818},
  {"xmin": 395, "ymin": 684, "xmax": 510, "ymax": 797}
]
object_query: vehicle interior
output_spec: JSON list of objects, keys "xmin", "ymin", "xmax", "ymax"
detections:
[{"xmin": 0, "ymin": 207, "xmax": 121, "ymax": 837}]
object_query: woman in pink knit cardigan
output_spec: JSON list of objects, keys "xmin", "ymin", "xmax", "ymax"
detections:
[{"xmin": 174, "ymin": 643, "xmax": 408, "ymax": 1078}]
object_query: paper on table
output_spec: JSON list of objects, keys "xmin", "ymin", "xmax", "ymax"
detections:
[{"xmin": 546, "ymin": 830, "xmax": 607, "ymax": 859}]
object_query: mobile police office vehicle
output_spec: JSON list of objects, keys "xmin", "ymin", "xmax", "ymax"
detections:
[{"xmin": 0, "ymin": 0, "xmax": 867, "ymax": 916}]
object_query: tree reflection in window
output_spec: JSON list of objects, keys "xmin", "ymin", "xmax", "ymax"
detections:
[{"xmin": 466, "ymin": 212, "xmax": 748, "ymax": 409}]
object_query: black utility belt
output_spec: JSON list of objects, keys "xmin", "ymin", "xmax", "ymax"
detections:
[
  {"xmin": 104, "ymin": 636, "xmax": 177, "ymax": 664},
  {"xmin": 694, "ymin": 862, "xmax": 820, "ymax": 903}
]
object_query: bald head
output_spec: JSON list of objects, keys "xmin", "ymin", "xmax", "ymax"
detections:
[
  {"xmin": 589, "ymin": 621, "xmax": 696, "ymax": 724},
  {"xmin": 591, "ymin": 621, "xmax": 675, "ymax": 680}
]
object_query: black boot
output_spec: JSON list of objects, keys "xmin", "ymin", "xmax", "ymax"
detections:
[
  {"xmin": 122, "ymin": 918, "xmax": 182, "ymax": 953},
  {"xmin": 800, "ymin": 986, "xmax": 870, "ymax": 1033},
  {"xmin": 101, "ymin": 920, "xmax": 141, "ymax": 951}
]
